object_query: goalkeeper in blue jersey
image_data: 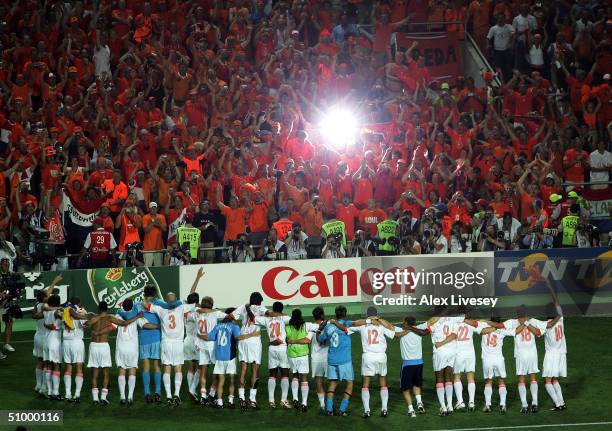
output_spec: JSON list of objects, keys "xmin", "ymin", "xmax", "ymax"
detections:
[{"xmin": 318, "ymin": 306, "xmax": 368, "ymax": 417}]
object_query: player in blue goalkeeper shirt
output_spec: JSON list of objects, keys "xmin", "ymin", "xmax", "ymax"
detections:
[
  {"xmin": 199, "ymin": 308, "xmax": 260, "ymax": 408},
  {"xmin": 318, "ymin": 305, "xmax": 366, "ymax": 416},
  {"xmin": 133, "ymin": 285, "xmax": 164, "ymax": 404}
]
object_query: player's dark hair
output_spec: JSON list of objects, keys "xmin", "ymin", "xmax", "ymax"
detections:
[
  {"xmin": 99, "ymin": 300, "xmax": 108, "ymax": 313},
  {"xmin": 223, "ymin": 307, "xmax": 236, "ymax": 323},
  {"xmin": 187, "ymin": 292, "xmax": 199, "ymax": 304},
  {"xmin": 47, "ymin": 294, "xmax": 61, "ymax": 307},
  {"xmin": 490, "ymin": 314, "xmax": 501, "ymax": 323},
  {"xmin": 366, "ymin": 306, "xmax": 377, "ymax": 317},
  {"xmin": 545, "ymin": 302, "xmax": 558, "ymax": 320},
  {"xmin": 312, "ymin": 306, "xmax": 324, "ymax": 321},
  {"xmin": 246, "ymin": 292, "xmax": 263, "ymax": 322},
  {"xmin": 36, "ymin": 289, "xmax": 47, "ymax": 302},
  {"xmin": 289, "ymin": 308, "xmax": 304, "ymax": 330},
  {"xmin": 404, "ymin": 316, "xmax": 416, "ymax": 326},
  {"xmin": 335, "ymin": 305, "xmax": 347, "ymax": 319},
  {"xmin": 122, "ymin": 298, "xmax": 133, "ymax": 311},
  {"xmin": 516, "ymin": 304, "xmax": 528, "ymax": 318},
  {"xmin": 144, "ymin": 284, "xmax": 157, "ymax": 298},
  {"xmin": 272, "ymin": 301, "xmax": 284, "ymax": 312},
  {"xmin": 70, "ymin": 297, "xmax": 81, "ymax": 306},
  {"xmin": 456, "ymin": 305, "xmax": 468, "ymax": 316},
  {"xmin": 201, "ymin": 296, "xmax": 214, "ymax": 309},
  {"xmin": 433, "ymin": 304, "xmax": 447, "ymax": 317}
]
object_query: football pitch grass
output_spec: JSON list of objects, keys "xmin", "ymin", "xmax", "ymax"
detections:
[{"xmin": 1, "ymin": 317, "xmax": 611, "ymax": 431}]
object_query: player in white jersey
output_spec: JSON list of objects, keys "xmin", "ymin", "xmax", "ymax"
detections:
[
  {"xmin": 505, "ymin": 305, "xmax": 547, "ymax": 413},
  {"xmin": 348, "ymin": 307, "xmax": 396, "ymax": 418},
  {"xmin": 61, "ymin": 297, "xmax": 91, "ymax": 402},
  {"xmin": 184, "ymin": 292, "xmax": 201, "ymax": 401},
  {"xmin": 310, "ymin": 307, "xmax": 328, "ymax": 410},
  {"xmin": 452, "ymin": 309, "xmax": 482, "ymax": 412},
  {"xmin": 193, "ymin": 296, "xmax": 227, "ymax": 404},
  {"xmin": 478, "ymin": 316, "xmax": 513, "ymax": 413},
  {"xmin": 42, "ymin": 295, "xmax": 63, "ymax": 399},
  {"xmin": 255, "ymin": 301, "xmax": 291, "ymax": 409},
  {"xmin": 112, "ymin": 298, "xmax": 159, "ymax": 406},
  {"xmin": 87, "ymin": 300, "xmax": 143, "ymax": 405},
  {"xmin": 31, "ymin": 274, "xmax": 62, "ymax": 395},
  {"xmin": 428, "ymin": 310, "xmax": 466, "ymax": 416},
  {"xmin": 146, "ymin": 269, "xmax": 202, "ymax": 405},
  {"xmin": 394, "ymin": 316, "xmax": 430, "ymax": 417},
  {"xmin": 542, "ymin": 301, "xmax": 567, "ymax": 411},
  {"xmin": 147, "ymin": 292, "xmax": 197, "ymax": 406},
  {"xmin": 184, "ymin": 268, "xmax": 205, "ymax": 401},
  {"xmin": 230, "ymin": 292, "xmax": 268, "ymax": 409}
]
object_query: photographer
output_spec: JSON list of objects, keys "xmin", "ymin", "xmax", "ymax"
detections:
[
  {"xmin": 496, "ymin": 211, "xmax": 522, "ymax": 250},
  {"xmin": 0, "ymin": 230, "xmax": 17, "ymax": 271},
  {"xmin": 477, "ymin": 223, "xmax": 506, "ymax": 251},
  {"xmin": 398, "ymin": 232, "xmax": 421, "ymax": 255},
  {"xmin": 398, "ymin": 210, "xmax": 419, "ymax": 237},
  {"xmin": 193, "ymin": 200, "xmax": 221, "ymax": 264},
  {"xmin": 521, "ymin": 224, "xmax": 554, "ymax": 250},
  {"xmin": 349, "ymin": 230, "xmax": 377, "ymax": 257},
  {"xmin": 0, "ymin": 258, "xmax": 24, "ymax": 356},
  {"xmin": 122, "ymin": 241, "xmax": 145, "ymax": 267},
  {"xmin": 322, "ymin": 232, "xmax": 346, "ymax": 259},
  {"xmin": 230, "ymin": 232, "xmax": 255, "ymax": 263},
  {"xmin": 449, "ymin": 221, "xmax": 471, "ymax": 253},
  {"xmin": 573, "ymin": 218, "xmax": 595, "ymax": 248},
  {"xmin": 257, "ymin": 228, "xmax": 287, "ymax": 261},
  {"xmin": 164, "ymin": 242, "xmax": 191, "ymax": 266},
  {"xmin": 422, "ymin": 221, "xmax": 448, "ymax": 254},
  {"xmin": 79, "ymin": 218, "xmax": 117, "ymax": 268},
  {"xmin": 285, "ymin": 222, "xmax": 308, "ymax": 260}
]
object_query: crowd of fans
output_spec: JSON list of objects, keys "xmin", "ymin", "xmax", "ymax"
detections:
[{"xmin": 0, "ymin": 0, "xmax": 610, "ymax": 271}]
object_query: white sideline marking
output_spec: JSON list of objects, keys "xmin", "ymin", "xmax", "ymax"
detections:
[{"xmin": 427, "ymin": 422, "xmax": 612, "ymax": 431}]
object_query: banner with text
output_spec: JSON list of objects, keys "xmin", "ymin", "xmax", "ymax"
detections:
[
  {"xmin": 393, "ymin": 31, "xmax": 463, "ymax": 82},
  {"xmin": 17, "ymin": 266, "xmax": 179, "ymax": 313},
  {"xmin": 494, "ymin": 247, "xmax": 612, "ymax": 317},
  {"xmin": 179, "ymin": 253, "xmax": 495, "ymax": 315}
]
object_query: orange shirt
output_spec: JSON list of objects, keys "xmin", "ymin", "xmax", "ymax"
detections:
[
  {"xmin": 563, "ymin": 148, "xmax": 589, "ymax": 183},
  {"xmin": 284, "ymin": 183, "xmax": 309, "ymax": 209},
  {"xmin": 335, "ymin": 203, "xmax": 360, "ymax": 239},
  {"xmin": 358, "ymin": 208, "xmax": 387, "ymax": 236},
  {"xmin": 103, "ymin": 180, "xmax": 129, "ymax": 213},
  {"xmin": 301, "ymin": 203, "xmax": 324, "ymax": 237},
  {"xmin": 490, "ymin": 201, "xmax": 511, "ymax": 218},
  {"xmin": 272, "ymin": 219, "xmax": 293, "ymax": 240},
  {"xmin": 142, "ymin": 213, "xmax": 167, "ymax": 250},
  {"xmin": 520, "ymin": 192, "xmax": 534, "ymax": 221},
  {"xmin": 220, "ymin": 204, "xmax": 247, "ymax": 240},
  {"xmin": 354, "ymin": 177, "xmax": 373, "ymax": 208},
  {"xmin": 249, "ymin": 201, "xmax": 269, "ymax": 233},
  {"xmin": 157, "ymin": 178, "xmax": 178, "ymax": 208},
  {"xmin": 119, "ymin": 213, "xmax": 141, "ymax": 251}
]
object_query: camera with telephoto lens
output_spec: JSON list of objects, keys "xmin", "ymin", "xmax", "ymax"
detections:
[
  {"xmin": 497, "ymin": 230, "xmax": 505, "ymax": 240},
  {"xmin": 423, "ymin": 229, "xmax": 433, "ymax": 239},
  {"xmin": 0, "ymin": 273, "xmax": 26, "ymax": 317},
  {"xmin": 368, "ymin": 235, "xmax": 386, "ymax": 245},
  {"xmin": 387, "ymin": 236, "xmax": 400, "ymax": 247},
  {"xmin": 576, "ymin": 223, "xmax": 594, "ymax": 233},
  {"xmin": 328, "ymin": 232, "xmax": 343, "ymax": 247},
  {"xmin": 29, "ymin": 227, "xmax": 65, "ymax": 271},
  {"xmin": 126, "ymin": 241, "xmax": 143, "ymax": 259}
]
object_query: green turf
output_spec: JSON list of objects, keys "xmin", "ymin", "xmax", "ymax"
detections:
[{"xmin": 1, "ymin": 317, "xmax": 611, "ymax": 431}]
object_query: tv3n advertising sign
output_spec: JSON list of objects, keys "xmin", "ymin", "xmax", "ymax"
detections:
[{"xmin": 17, "ymin": 267, "xmax": 179, "ymax": 312}]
